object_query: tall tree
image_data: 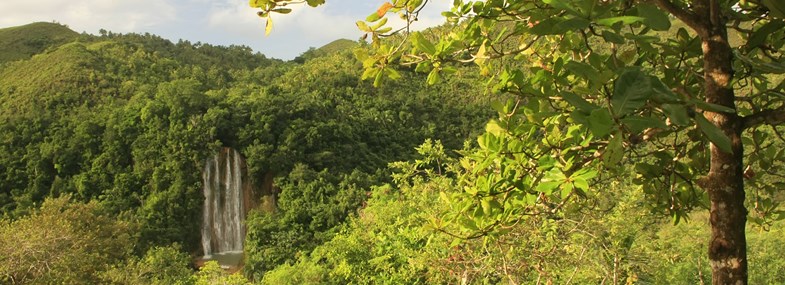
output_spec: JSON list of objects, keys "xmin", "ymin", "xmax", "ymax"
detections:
[{"xmin": 253, "ymin": 0, "xmax": 785, "ymax": 283}]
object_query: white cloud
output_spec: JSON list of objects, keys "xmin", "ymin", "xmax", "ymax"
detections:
[
  {"xmin": 208, "ymin": 1, "xmax": 359, "ymax": 42},
  {"xmin": 0, "ymin": 0, "xmax": 177, "ymax": 33},
  {"xmin": 205, "ymin": 0, "xmax": 453, "ymax": 59},
  {"xmin": 0, "ymin": 0, "xmax": 454, "ymax": 59}
]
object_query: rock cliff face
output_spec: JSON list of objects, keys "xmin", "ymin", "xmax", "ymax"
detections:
[{"xmin": 201, "ymin": 147, "xmax": 259, "ymax": 258}]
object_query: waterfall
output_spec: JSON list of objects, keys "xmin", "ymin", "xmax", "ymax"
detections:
[{"xmin": 201, "ymin": 148, "xmax": 246, "ymax": 258}]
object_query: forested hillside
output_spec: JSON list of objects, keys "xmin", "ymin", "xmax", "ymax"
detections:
[
  {"xmin": 0, "ymin": 22, "xmax": 492, "ymax": 284},
  {"xmin": 2, "ymin": 7, "xmax": 785, "ymax": 283}
]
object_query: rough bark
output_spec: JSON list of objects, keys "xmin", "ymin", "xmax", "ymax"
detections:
[
  {"xmin": 696, "ymin": 1, "xmax": 748, "ymax": 284},
  {"xmin": 656, "ymin": 0, "xmax": 749, "ymax": 283}
]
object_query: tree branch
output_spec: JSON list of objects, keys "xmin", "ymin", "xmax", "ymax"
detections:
[
  {"xmin": 742, "ymin": 105, "xmax": 785, "ymax": 129},
  {"xmin": 651, "ymin": 0, "xmax": 708, "ymax": 37}
]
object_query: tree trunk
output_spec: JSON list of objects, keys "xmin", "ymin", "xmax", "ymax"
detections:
[{"xmin": 700, "ymin": 14, "xmax": 748, "ymax": 285}]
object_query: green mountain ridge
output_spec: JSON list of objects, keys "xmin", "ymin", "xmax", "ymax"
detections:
[{"xmin": 0, "ymin": 22, "xmax": 79, "ymax": 64}]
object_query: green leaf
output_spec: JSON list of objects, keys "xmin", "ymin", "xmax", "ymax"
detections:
[
  {"xmin": 542, "ymin": 0, "xmax": 584, "ymax": 16},
  {"xmin": 427, "ymin": 68, "xmax": 440, "ymax": 85},
  {"xmin": 371, "ymin": 17, "xmax": 389, "ymax": 30},
  {"xmin": 537, "ymin": 168, "xmax": 567, "ymax": 194},
  {"xmin": 306, "ymin": 0, "xmax": 325, "ymax": 7},
  {"xmin": 561, "ymin": 92, "xmax": 598, "ymax": 112},
  {"xmin": 475, "ymin": 41, "xmax": 488, "ymax": 66},
  {"xmin": 536, "ymin": 181, "xmax": 562, "ymax": 194},
  {"xmin": 366, "ymin": 11, "xmax": 382, "ymax": 22},
  {"xmin": 637, "ymin": 4, "xmax": 671, "ymax": 31},
  {"xmin": 373, "ymin": 70, "xmax": 384, "ymax": 87},
  {"xmin": 588, "ymin": 108, "xmax": 614, "ymax": 138},
  {"xmin": 272, "ymin": 8, "xmax": 292, "ymax": 14},
  {"xmin": 621, "ymin": 116, "xmax": 667, "ymax": 133},
  {"xmin": 694, "ymin": 101, "xmax": 736, "ymax": 114},
  {"xmin": 560, "ymin": 183, "xmax": 573, "ymax": 198},
  {"xmin": 612, "ymin": 69, "xmax": 653, "ymax": 116},
  {"xmin": 763, "ymin": 0, "xmax": 785, "ymax": 18},
  {"xmin": 356, "ymin": 21, "xmax": 371, "ymax": 32},
  {"xmin": 460, "ymin": 217, "xmax": 479, "ymax": 231},
  {"xmin": 531, "ymin": 17, "xmax": 590, "ymax": 35},
  {"xmin": 411, "ymin": 32, "xmax": 437, "ymax": 55},
  {"xmin": 602, "ymin": 31, "xmax": 625, "ymax": 44},
  {"xmin": 249, "ymin": 0, "xmax": 266, "ymax": 8},
  {"xmin": 565, "ymin": 60, "xmax": 601, "ymax": 84},
  {"xmin": 573, "ymin": 178, "xmax": 589, "ymax": 191},
  {"xmin": 361, "ymin": 67, "xmax": 378, "ymax": 80},
  {"xmin": 555, "ymin": 17, "xmax": 591, "ymax": 34},
  {"xmin": 385, "ymin": 68, "xmax": 401, "ymax": 80},
  {"xmin": 573, "ymin": 168, "xmax": 597, "ymax": 180},
  {"xmin": 602, "ymin": 134, "xmax": 624, "ymax": 168},
  {"xmin": 747, "ymin": 20, "xmax": 785, "ymax": 51},
  {"xmin": 662, "ymin": 104, "xmax": 691, "ymax": 126},
  {"xmin": 650, "ymin": 76, "xmax": 681, "ymax": 104},
  {"xmin": 736, "ymin": 51, "xmax": 785, "ymax": 74},
  {"xmin": 485, "ymin": 120, "xmax": 505, "ymax": 135},
  {"xmin": 596, "ymin": 16, "xmax": 645, "ymax": 27},
  {"xmin": 695, "ymin": 115, "xmax": 733, "ymax": 154}
]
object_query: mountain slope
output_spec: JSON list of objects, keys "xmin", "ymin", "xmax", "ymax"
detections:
[{"xmin": 0, "ymin": 22, "xmax": 79, "ymax": 64}]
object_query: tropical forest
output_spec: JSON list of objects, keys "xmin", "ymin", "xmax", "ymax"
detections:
[{"xmin": 1, "ymin": 0, "xmax": 785, "ymax": 284}]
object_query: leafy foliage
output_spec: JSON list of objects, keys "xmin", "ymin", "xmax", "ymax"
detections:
[
  {"xmin": 0, "ymin": 196, "xmax": 134, "ymax": 284},
  {"xmin": 253, "ymin": 0, "xmax": 785, "ymax": 283}
]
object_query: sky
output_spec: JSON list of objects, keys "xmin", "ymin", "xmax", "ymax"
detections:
[{"xmin": 0, "ymin": 0, "xmax": 452, "ymax": 60}]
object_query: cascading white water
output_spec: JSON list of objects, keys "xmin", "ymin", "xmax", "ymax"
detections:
[{"xmin": 201, "ymin": 148, "xmax": 245, "ymax": 259}]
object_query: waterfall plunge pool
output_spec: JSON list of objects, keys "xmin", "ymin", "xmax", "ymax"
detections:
[{"xmin": 201, "ymin": 251, "xmax": 244, "ymax": 269}]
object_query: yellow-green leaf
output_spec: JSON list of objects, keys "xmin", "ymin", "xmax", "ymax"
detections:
[{"xmin": 265, "ymin": 16, "xmax": 273, "ymax": 36}]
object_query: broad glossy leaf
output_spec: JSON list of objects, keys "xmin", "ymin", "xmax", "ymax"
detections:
[
  {"xmin": 573, "ymin": 168, "xmax": 597, "ymax": 180},
  {"xmin": 411, "ymin": 32, "xmax": 436, "ymax": 55},
  {"xmin": 565, "ymin": 60, "xmax": 601, "ymax": 84},
  {"xmin": 588, "ymin": 108, "xmax": 614, "ymax": 138},
  {"xmin": 561, "ymin": 92, "xmax": 597, "ymax": 112},
  {"xmin": 427, "ymin": 68, "xmax": 440, "ymax": 85},
  {"xmin": 637, "ymin": 4, "xmax": 671, "ymax": 31},
  {"xmin": 272, "ymin": 8, "xmax": 292, "ymax": 14},
  {"xmin": 746, "ymin": 20, "xmax": 785, "ymax": 51},
  {"xmin": 485, "ymin": 120, "xmax": 505, "ymax": 135},
  {"xmin": 596, "ymin": 16, "xmax": 645, "ymax": 27},
  {"xmin": 385, "ymin": 67, "xmax": 401, "ymax": 80},
  {"xmin": 650, "ymin": 76, "xmax": 681, "ymax": 104},
  {"xmin": 662, "ymin": 104, "xmax": 691, "ymax": 126},
  {"xmin": 306, "ymin": 0, "xmax": 324, "ymax": 7},
  {"xmin": 249, "ymin": 0, "xmax": 266, "ymax": 8},
  {"xmin": 621, "ymin": 116, "xmax": 667, "ymax": 133},
  {"xmin": 602, "ymin": 133, "xmax": 624, "ymax": 168},
  {"xmin": 736, "ymin": 51, "xmax": 785, "ymax": 74},
  {"xmin": 531, "ymin": 17, "xmax": 590, "ymax": 35},
  {"xmin": 356, "ymin": 21, "xmax": 371, "ymax": 32},
  {"xmin": 366, "ymin": 11, "xmax": 382, "ymax": 22},
  {"xmin": 371, "ymin": 17, "xmax": 389, "ymax": 30},
  {"xmin": 602, "ymin": 30, "xmax": 625, "ymax": 44},
  {"xmin": 573, "ymin": 177, "xmax": 589, "ymax": 191},
  {"xmin": 542, "ymin": 0, "xmax": 581, "ymax": 15},
  {"xmin": 694, "ymin": 101, "xmax": 736, "ymax": 114},
  {"xmin": 555, "ymin": 17, "xmax": 591, "ymax": 34},
  {"xmin": 695, "ymin": 115, "xmax": 733, "ymax": 154},
  {"xmin": 612, "ymin": 69, "xmax": 653, "ymax": 116},
  {"xmin": 762, "ymin": 0, "xmax": 785, "ymax": 18},
  {"xmin": 536, "ymin": 181, "xmax": 562, "ymax": 194}
]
